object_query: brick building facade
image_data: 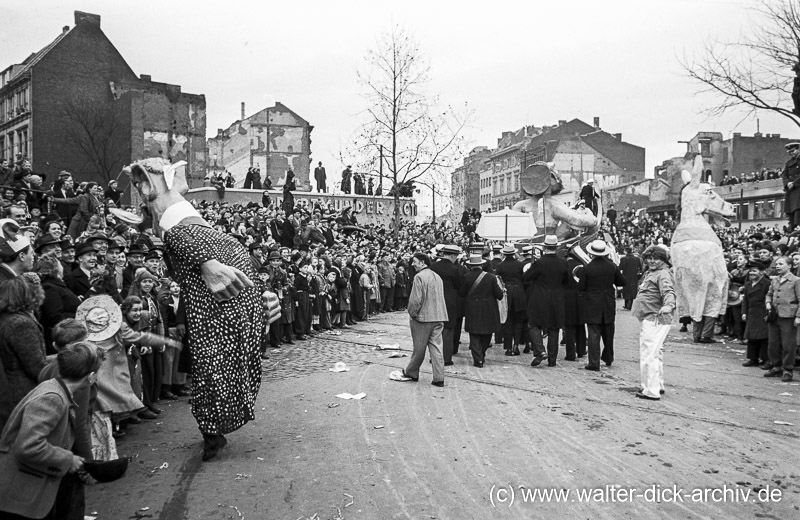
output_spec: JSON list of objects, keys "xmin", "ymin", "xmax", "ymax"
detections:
[{"xmin": 0, "ymin": 11, "xmax": 207, "ymax": 196}]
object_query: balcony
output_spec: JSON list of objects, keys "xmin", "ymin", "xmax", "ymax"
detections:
[{"xmin": 0, "ymin": 106, "xmax": 31, "ymax": 130}]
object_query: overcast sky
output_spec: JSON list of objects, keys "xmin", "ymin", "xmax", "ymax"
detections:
[{"xmin": 3, "ymin": 0, "xmax": 798, "ymax": 207}]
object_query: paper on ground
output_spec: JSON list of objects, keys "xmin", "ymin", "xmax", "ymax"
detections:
[
  {"xmin": 375, "ymin": 344, "xmax": 400, "ymax": 350},
  {"xmin": 335, "ymin": 392, "xmax": 366, "ymax": 400}
]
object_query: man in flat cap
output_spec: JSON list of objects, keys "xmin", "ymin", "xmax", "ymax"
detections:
[{"xmin": 782, "ymin": 142, "xmax": 800, "ymax": 230}]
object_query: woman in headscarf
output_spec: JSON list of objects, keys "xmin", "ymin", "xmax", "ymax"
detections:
[
  {"xmin": 37, "ymin": 254, "xmax": 81, "ymax": 354},
  {"xmin": 0, "ymin": 276, "xmax": 47, "ymax": 431}
]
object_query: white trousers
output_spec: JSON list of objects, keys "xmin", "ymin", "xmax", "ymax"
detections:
[{"xmin": 639, "ymin": 319, "xmax": 670, "ymax": 398}]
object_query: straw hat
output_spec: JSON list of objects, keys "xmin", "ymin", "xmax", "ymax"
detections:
[
  {"xmin": 76, "ymin": 295, "xmax": 123, "ymax": 342},
  {"xmin": 542, "ymin": 235, "xmax": 559, "ymax": 249},
  {"xmin": 586, "ymin": 239, "xmax": 609, "ymax": 257},
  {"xmin": 466, "ymin": 254, "xmax": 486, "ymax": 266}
]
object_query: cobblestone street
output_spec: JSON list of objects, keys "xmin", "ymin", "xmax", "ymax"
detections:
[{"xmin": 87, "ymin": 306, "xmax": 799, "ymax": 520}]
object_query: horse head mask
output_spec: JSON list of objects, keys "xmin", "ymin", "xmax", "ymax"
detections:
[{"xmin": 124, "ymin": 158, "xmax": 189, "ymax": 237}]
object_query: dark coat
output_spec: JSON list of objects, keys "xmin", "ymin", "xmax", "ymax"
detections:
[
  {"xmin": 0, "ymin": 311, "xmax": 46, "ymax": 422},
  {"xmin": 742, "ymin": 275, "xmax": 770, "ymax": 340},
  {"xmin": 463, "ymin": 269, "xmax": 503, "ymax": 334},
  {"xmin": 395, "ymin": 270, "xmax": 409, "ymax": 298},
  {"xmin": 782, "ymin": 156, "xmax": 800, "ymax": 214},
  {"xmin": 578, "ymin": 257, "xmax": 626, "ymax": 324},
  {"xmin": 52, "ymin": 187, "xmax": 77, "ymax": 223},
  {"xmin": 523, "ymin": 254, "xmax": 569, "ymax": 329},
  {"xmin": 282, "ymin": 179, "xmax": 296, "ymax": 214},
  {"xmin": 564, "ymin": 257, "xmax": 584, "ymax": 326},
  {"xmin": 122, "ymin": 263, "xmax": 140, "ymax": 297},
  {"xmin": 429, "ymin": 259, "xmax": 462, "ymax": 328},
  {"xmin": 279, "ymin": 219, "xmax": 295, "ymax": 249},
  {"xmin": 495, "ymin": 258, "xmax": 527, "ymax": 315},
  {"xmin": 618, "ymin": 253, "xmax": 642, "ymax": 300},
  {"xmin": 64, "ymin": 266, "xmax": 91, "ymax": 299},
  {"xmin": 454, "ymin": 262, "xmax": 467, "ymax": 318},
  {"xmin": 67, "ymin": 193, "xmax": 101, "ymax": 238},
  {"xmin": 39, "ymin": 276, "xmax": 81, "ymax": 352}
]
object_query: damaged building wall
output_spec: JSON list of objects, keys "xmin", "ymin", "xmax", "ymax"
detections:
[
  {"xmin": 119, "ymin": 77, "xmax": 207, "ymax": 189},
  {"xmin": 208, "ymin": 102, "xmax": 312, "ymax": 189}
]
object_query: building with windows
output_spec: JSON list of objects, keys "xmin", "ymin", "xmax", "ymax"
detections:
[
  {"xmin": 662, "ymin": 131, "xmax": 795, "ymax": 185},
  {"xmin": 452, "ymin": 118, "xmax": 646, "ymax": 215},
  {"xmin": 521, "ymin": 118, "xmax": 645, "ymax": 205},
  {"xmin": 450, "ymin": 145, "xmax": 492, "ymax": 218},
  {"xmin": 0, "ymin": 11, "xmax": 207, "ymax": 193},
  {"xmin": 479, "ymin": 161, "xmax": 494, "ymax": 212}
]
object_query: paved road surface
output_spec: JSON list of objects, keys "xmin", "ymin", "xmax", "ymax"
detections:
[{"xmin": 87, "ymin": 305, "xmax": 799, "ymax": 519}]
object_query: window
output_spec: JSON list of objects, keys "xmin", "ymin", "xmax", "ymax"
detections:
[
  {"xmin": 700, "ymin": 140, "xmax": 711, "ymax": 157},
  {"xmin": 17, "ymin": 128, "xmax": 28, "ymax": 158},
  {"xmin": 754, "ymin": 200, "xmax": 776, "ymax": 219}
]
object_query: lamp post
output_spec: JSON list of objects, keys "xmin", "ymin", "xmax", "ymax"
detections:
[{"xmin": 416, "ymin": 179, "xmax": 445, "ymax": 223}]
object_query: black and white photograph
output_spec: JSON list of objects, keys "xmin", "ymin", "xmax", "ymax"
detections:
[{"xmin": 0, "ymin": 1, "xmax": 798, "ymax": 518}]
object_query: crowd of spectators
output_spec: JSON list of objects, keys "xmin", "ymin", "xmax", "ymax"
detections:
[
  {"xmin": 2, "ymin": 156, "xmax": 800, "ymax": 517},
  {"xmin": 719, "ymin": 168, "xmax": 781, "ymax": 185}
]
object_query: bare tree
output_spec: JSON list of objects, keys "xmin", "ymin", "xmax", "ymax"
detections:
[
  {"xmin": 681, "ymin": 0, "xmax": 800, "ymax": 128},
  {"xmin": 59, "ymin": 97, "xmax": 127, "ymax": 183},
  {"xmin": 350, "ymin": 25, "xmax": 472, "ymax": 234}
]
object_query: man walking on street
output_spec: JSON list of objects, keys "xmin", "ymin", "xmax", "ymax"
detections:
[
  {"xmin": 430, "ymin": 245, "xmax": 463, "ymax": 366},
  {"xmin": 393, "ymin": 253, "xmax": 448, "ymax": 386},
  {"xmin": 523, "ymin": 235, "xmax": 570, "ymax": 367},
  {"xmin": 579, "ymin": 240, "xmax": 626, "ymax": 371}
]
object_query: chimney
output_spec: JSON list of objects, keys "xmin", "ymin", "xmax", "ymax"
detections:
[
  {"xmin": 74, "ymin": 11, "xmax": 101, "ymax": 27},
  {"xmin": 774, "ymin": 133, "xmax": 781, "ymax": 138},
  {"xmin": 613, "ymin": 133, "xmax": 622, "ymax": 140},
  {"xmin": 593, "ymin": 117, "xmax": 600, "ymax": 128},
  {"xmin": 241, "ymin": 102, "xmax": 246, "ymax": 121},
  {"xmin": 62, "ymin": 26, "xmax": 69, "ymax": 34},
  {"xmin": 558, "ymin": 120, "xmax": 566, "ymax": 126},
  {"xmin": 733, "ymin": 132, "xmax": 741, "ymax": 137},
  {"xmin": 139, "ymin": 74, "xmax": 151, "ymax": 82}
]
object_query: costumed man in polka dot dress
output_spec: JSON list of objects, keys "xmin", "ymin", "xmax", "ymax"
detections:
[{"xmin": 125, "ymin": 158, "xmax": 273, "ymax": 461}]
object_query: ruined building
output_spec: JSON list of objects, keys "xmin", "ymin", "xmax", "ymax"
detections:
[
  {"xmin": 0, "ymin": 11, "xmax": 207, "ymax": 194},
  {"xmin": 208, "ymin": 102, "xmax": 313, "ymax": 189}
]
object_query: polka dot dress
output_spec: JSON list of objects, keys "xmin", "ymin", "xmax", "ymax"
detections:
[{"xmin": 164, "ymin": 224, "xmax": 265, "ymax": 435}]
